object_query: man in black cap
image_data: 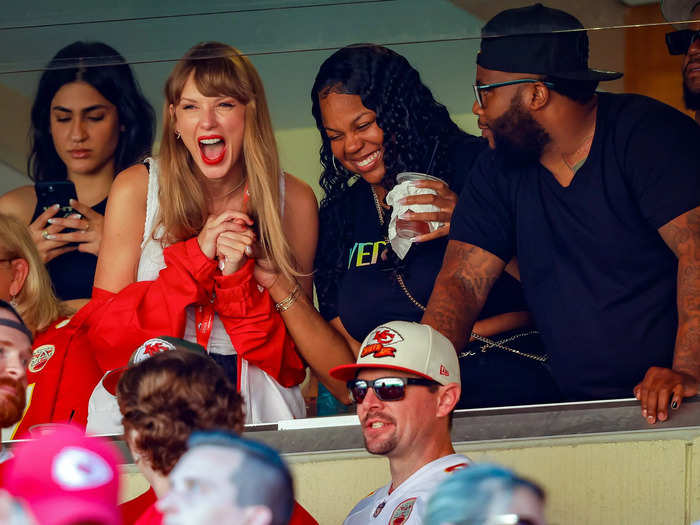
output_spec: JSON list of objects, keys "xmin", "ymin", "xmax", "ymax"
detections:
[
  {"xmin": 423, "ymin": 3, "xmax": 700, "ymax": 424},
  {"xmin": 662, "ymin": 0, "xmax": 700, "ymax": 123}
]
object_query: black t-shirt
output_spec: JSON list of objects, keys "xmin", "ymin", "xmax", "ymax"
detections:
[
  {"xmin": 315, "ymin": 134, "xmax": 526, "ymax": 342},
  {"xmin": 31, "ymin": 196, "xmax": 107, "ymax": 301},
  {"xmin": 450, "ymin": 92, "xmax": 700, "ymax": 400}
]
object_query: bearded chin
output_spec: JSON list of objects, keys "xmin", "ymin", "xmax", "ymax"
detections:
[
  {"xmin": 683, "ymin": 82, "xmax": 700, "ymax": 111},
  {"xmin": 491, "ymin": 99, "xmax": 551, "ymax": 167},
  {"xmin": 0, "ymin": 379, "xmax": 26, "ymax": 428}
]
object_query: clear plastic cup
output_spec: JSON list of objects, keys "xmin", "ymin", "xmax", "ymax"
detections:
[
  {"xmin": 28, "ymin": 423, "xmax": 64, "ymax": 438},
  {"xmin": 394, "ymin": 172, "xmax": 445, "ymax": 239}
]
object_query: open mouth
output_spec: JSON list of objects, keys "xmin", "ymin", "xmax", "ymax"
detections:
[
  {"xmin": 352, "ymin": 148, "xmax": 382, "ymax": 172},
  {"xmin": 198, "ymin": 135, "xmax": 226, "ymax": 165}
]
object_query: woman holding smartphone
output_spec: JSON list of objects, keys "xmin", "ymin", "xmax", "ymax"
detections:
[
  {"xmin": 0, "ymin": 41, "xmax": 155, "ymax": 306},
  {"xmin": 89, "ymin": 42, "xmax": 353, "ymax": 422}
]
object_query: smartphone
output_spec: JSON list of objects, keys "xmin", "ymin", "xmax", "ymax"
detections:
[
  {"xmin": 35, "ymin": 180, "xmax": 78, "ymax": 218},
  {"xmin": 35, "ymin": 181, "xmax": 81, "ymax": 244}
]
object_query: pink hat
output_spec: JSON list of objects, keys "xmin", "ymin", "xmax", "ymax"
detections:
[
  {"xmin": 330, "ymin": 321, "xmax": 460, "ymax": 386},
  {"xmin": 6, "ymin": 424, "xmax": 122, "ymax": 525}
]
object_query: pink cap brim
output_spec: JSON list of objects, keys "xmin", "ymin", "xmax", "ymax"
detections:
[
  {"xmin": 29, "ymin": 497, "xmax": 120, "ymax": 525},
  {"xmin": 329, "ymin": 363, "xmax": 437, "ymax": 383}
]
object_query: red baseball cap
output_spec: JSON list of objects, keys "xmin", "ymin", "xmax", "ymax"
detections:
[{"xmin": 5, "ymin": 424, "xmax": 122, "ymax": 525}]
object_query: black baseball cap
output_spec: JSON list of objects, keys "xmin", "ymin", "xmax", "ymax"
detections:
[
  {"xmin": 477, "ymin": 3, "xmax": 622, "ymax": 82},
  {"xmin": 662, "ymin": 0, "xmax": 700, "ymax": 29}
]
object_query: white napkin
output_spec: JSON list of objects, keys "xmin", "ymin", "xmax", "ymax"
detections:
[{"xmin": 385, "ymin": 181, "xmax": 440, "ymax": 259}]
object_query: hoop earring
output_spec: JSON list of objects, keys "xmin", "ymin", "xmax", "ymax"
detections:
[{"xmin": 175, "ymin": 130, "xmax": 181, "ymax": 140}]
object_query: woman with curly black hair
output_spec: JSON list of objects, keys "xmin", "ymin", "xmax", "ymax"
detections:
[{"xmin": 310, "ymin": 44, "xmax": 561, "ymax": 409}]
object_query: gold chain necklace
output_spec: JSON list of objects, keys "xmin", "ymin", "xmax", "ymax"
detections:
[
  {"xmin": 213, "ymin": 176, "xmax": 246, "ymax": 200},
  {"xmin": 370, "ymin": 185, "xmax": 426, "ymax": 311},
  {"xmin": 561, "ymin": 134, "xmax": 593, "ymax": 172}
]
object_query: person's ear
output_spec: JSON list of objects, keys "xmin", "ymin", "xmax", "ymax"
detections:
[
  {"xmin": 528, "ymin": 81, "xmax": 551, "ymax": 111},
  {"xmin": 8, "ymin": 258, "xmax": 28, "ymax": 298},
  {"xmin": 436, "ymin": 383, "xmax": 460, "ymax": 418},
  {"xmin": 243, "ymin": 505, "xmax": 273, "ymax": 525},
  {"xmin": 169, "ymin": 103, "xmax": 178, "ymax": 131}
]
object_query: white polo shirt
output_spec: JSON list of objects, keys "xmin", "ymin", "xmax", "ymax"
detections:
[{"xmin": 343, "ymin": 453, "xmax": 470, "ymax": 525}]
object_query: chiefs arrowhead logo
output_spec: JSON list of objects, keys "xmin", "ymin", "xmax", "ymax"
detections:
[
  {"xmin": 52, "ymin": 447, "xmax": 113, "ymax": 490},
  {"xmin": 360, "ymin": 327, "xmax": 404, "ymax": 359},
  {"xmin": 130, "ymin": 338, "xmax": 176, "ymax": 365},
  {"xmin": 439, "ymin": 364, "xmax": 449, "ymax": 377},
  {"xmin": 29, "ymin": 344, "xmax": 55, "ymax": 373}
]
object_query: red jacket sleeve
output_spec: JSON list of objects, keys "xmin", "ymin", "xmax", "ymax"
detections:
[
  {"xmin": 88, "ymin": 238, "xmax": 305, "ymax": 387},
  {"xmin": 88, "ymin": 238, "xmax": 218, "ymax": 371},
  {"xmin": 214, "ymin": 259, "xmax": 305, "ymax": 387}
]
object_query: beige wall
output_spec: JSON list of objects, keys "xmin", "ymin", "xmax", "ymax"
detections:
[{"xmin": 121, "ymin": 428, "xmax": 700, "ymax": 525}]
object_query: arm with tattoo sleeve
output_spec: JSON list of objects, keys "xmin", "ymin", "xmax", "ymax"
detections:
[
  {"xmin": 634, "ymin": 205, "xmax": 700, "ymax": 423},
  {"xmin": 422, "ymin": 240, "xmax": 506, "ymax": 351}
]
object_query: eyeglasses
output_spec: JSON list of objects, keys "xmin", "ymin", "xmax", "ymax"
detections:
[
  {"xmin": 347, "ymin": 376, "xmax": 437, "ymax": 403},
  {"xmin": 666, "ymin": 29, "xmax": 700, "ymax": 55},
  {"xmin": 472, "ymin": 79, "xmax": 555, "ymax": 109}
]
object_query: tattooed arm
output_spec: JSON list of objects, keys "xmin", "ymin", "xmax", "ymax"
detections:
[
  {"xmin": 422, "ymin": 240, "xmax": 506, "ymax": 351},
  {"xmin": 634, "ymin": 205, "xmax": 700, "ymax": 423}
]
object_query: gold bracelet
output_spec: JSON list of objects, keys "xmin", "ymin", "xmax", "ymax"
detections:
[{"xmin": 275, "ymin": 282, "xmax": 301, "ymax": 312}]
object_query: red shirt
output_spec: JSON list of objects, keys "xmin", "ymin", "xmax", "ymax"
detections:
[
  {"xmin": 121, "ymin": 488, "xmax": 157, "ymax": 525},
  {"xmin": 11, "ymin": 303, "xmax": 104, "ymax": 438},
  {"xmin": 134, "ymin": 502, "xmax": 162, "ymax": 525}
]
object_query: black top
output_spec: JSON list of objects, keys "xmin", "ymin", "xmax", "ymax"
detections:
[
  {"xmin": 450, "ymin": 92, "xmax": 700, "ymax": 400},
  {"xmin": 31, "ymin": 196, "xmax": 108, "ymax": 301},
  {"xmin": 315, "ymin": 134, "xmax": 527, "ymax": 342}
]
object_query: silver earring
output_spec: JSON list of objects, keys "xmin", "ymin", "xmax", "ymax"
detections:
[
  {"xmin": 175, "ymin": 130, "xmax": 181, "ymax": 140},
  {"xmin": 9, "ymin": 295, "xmax": 17, "ymax": 308}
]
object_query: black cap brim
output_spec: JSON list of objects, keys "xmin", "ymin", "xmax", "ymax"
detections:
[{"xmin": 547, "ymin": 69, "xmax": 623, "ymax": 82}]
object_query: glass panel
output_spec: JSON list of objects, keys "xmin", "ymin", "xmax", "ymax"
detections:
[{"xmin": 0, "ymin": 0, "xmax": 696, "ymax": 423}]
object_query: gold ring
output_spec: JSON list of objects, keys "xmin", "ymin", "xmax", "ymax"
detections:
[{"xmin": 41, "ymin": 230, "xmax": 49, "ymax": 240}]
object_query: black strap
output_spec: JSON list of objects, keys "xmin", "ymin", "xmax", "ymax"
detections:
[{"xmin": 0, "ymin": 300, "xmax": 33, "ymax": 343}]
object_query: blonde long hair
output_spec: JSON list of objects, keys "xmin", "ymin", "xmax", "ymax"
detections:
[
  {"xmin": 157, "ymin": 42, "xmax": 297, "ymax": 282},
  {"xmin": 0, "ymin": 214, "xmax": 70, "ymax": 334}
]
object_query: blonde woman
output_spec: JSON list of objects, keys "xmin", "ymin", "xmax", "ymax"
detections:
[
  {"xmin": 90, "ymin": 42, "xmax": 352, "ymax": 423},
  {"xmin": 0, "ymin": 214, "xmax": 70, "ymax": 335},
  {"xmin": 0, "ymin": 214, "xmax": 104, "ymax": 436}
]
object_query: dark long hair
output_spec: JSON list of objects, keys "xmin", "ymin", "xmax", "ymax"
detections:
[
  {"xmin": 28, "ymin": 41, "xmax": 155, "ymax": 181},
  {"xmin": 311, "ymin": 44, "xmax": 469, "ymax": 207}
]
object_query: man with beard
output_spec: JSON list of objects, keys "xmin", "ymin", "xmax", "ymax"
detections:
[
  {"xmin": 0, "ymin": 300, "xmax": 32, "ymax": 471},
  {"xmin": 329, "ymin": 321, "xmax": 468, "ymax": 525},
  {"xmin": 423, "ymin": 4, "xmax": 700, "ymax": 424},
  {"xmin": 662, "ymin": 0, "xmax": 700, "ymax": 123}
]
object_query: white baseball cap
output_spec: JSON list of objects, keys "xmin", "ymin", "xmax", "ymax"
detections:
[{"xmin": 329, "ymin": 321, "xmax": 460, "ymax": 386}]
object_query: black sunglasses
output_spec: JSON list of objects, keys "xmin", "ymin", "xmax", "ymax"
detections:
[
  {"xmin": 666, "ymin": 29, "xmax": 700, "ymax": 55},
  {"xmin": 347, "ymin": 376, "xmax": 437, "ymax": 403}
]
